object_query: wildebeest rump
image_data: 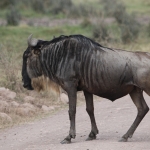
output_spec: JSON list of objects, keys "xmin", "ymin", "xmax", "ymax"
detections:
[{"xmin": 22, "ymin": 34, "xmax": 149, "ymax": 143}]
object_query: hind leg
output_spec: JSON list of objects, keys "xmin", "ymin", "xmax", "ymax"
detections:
[
  {"xmin": 84, "ymin": 91, "xmax": 99, "ymax": 141},
  {"xmin": 119, "ymin": 87, "xmax": 149, "ymax": 142}
]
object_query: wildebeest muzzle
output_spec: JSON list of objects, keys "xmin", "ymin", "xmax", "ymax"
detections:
[{"xmin": 22, "ymin": 78, "xmax": 33, "ymax": 90}]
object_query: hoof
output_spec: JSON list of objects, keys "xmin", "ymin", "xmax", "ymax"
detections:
[
  {"xmin": 86, "ymin": 135, "xmax": 96, "ymax": 141},
  {"xmin": 119, "ymin": 138, "xmax": 128, "ymax": 142},
  {"xmin": 60, "ymin": 139, "xmax": 71, "ymax": 144}
]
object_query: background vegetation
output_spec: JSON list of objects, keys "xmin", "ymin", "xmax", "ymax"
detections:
[{"xmin": 0, "ymin": 0, "xmax": 149, "ymax": 127}]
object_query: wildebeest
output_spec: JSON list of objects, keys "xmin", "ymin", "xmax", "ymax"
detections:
[{"xmin": 22, "ymin": 34, "xmax": 149, "ymax": 144}]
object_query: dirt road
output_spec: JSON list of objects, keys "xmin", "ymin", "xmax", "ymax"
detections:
[{"xmin": 0, "ymin": 93, "xmax": 150, "ymax": 150}]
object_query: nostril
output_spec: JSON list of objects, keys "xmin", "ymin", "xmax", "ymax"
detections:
[
  {"xmin": 23, "ymin": 84, "xmax": 28, "ymax": 88},
  {"xmin": 23, "ymin": 83, "xmax": 33, "ymax": 90}
]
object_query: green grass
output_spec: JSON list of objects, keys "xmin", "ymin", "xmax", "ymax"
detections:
[
  {"xmin": 20, "ymin": 9, "xmax": 66, "ymax": 19},
  {"xmin": 122, "ymin": 0, "xmax": 150, "ymax": 15},
  {"xmin": 0, "ymin": 25, "xmax": 92, "ymax": 48}
]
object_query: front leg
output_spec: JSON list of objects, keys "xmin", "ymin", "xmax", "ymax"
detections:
[{"xmin": 61, "ymin": 84, "xmax": 77, "ymax": 144}]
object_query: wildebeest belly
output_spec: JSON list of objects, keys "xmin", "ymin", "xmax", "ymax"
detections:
[
  {"xmin": 78, "ymin": 81, "xmax": 134, "ymax": 101},
  {"xmin": 97, "ymin": 84, "xmax": 134, "ymax": 101}
]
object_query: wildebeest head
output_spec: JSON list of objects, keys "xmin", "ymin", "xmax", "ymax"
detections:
[
  {"xmin": 22, "ymin": 34, "xmax": 44, "ymax": 90},
  {"xmin": 22, "ymin": 49, "xmax": 33, "ymax": 90},
  {"xmin": 22, "ymin": 34, "xmax": 60, "ymax": 94}
]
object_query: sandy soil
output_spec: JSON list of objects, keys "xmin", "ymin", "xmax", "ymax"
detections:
[{"xmin": 0, "ymin": 93, "xmax": 150, "ymax": 150}]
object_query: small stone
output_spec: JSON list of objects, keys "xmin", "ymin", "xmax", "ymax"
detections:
[
  {"xmin": 49, "ymin": 106, "xmax": 55, "ymax": 110},
  {"xmin": 7, "ymin": 91, "xmax": 16, "ymax": 100},
  {"xmin": 10, "ymin": 101, "xmax": 19, "ymax": 108},
  {"xmin": 0, "ymin": 96, "xmax": 4, "ymax": 101},
  {"xmin": 24, "ymin": 96, "xmax": 35, "ymax": 103},
  {"xmin": 0, "ymin": 112, "xmax": 12, "ymax": 123},
  {"xmin": 0, "ymin": 87, "xmax": 16, "ymax": 100},
  {"xmin": 0, "ymin": 100, "xmax": 9, "ymax": 112},
  {"xmin": 16, "ymin": 107, "xmax": 30, "ymax": 116},
  {"xmin": 0, "ymin": 100, "xmax": 9, "ymax": 107},
  {"xmin": 42, "ymin": 105, "xmax": 50, "ymax": 112},
  {"xmin": 16, "ymin": 103, "xmax": 36, "ymax": 116},
  {"xmin": 21, "ymin": 103, "xmax": 35, "ymax": 110}
]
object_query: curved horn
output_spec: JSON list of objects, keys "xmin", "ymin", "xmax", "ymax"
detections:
[{"xmin": 27, "ymin": 34, "xmax": 38, "ymax": 47}]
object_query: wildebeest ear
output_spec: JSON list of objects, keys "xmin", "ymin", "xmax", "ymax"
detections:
[
  {"xmin": 33, "ymin": 40, "xmax": 44, "ymax": 55},
  {"xmin": 27, "ymin": 34, "xmax": 38, "ymax": 47}
]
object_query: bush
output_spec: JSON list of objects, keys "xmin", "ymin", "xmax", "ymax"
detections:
[
  {"xmin": 120, "ymin": 14, "xmax": 140, "ymax": 43},
  {"xmin": 147, "ymin": 22, "xmax": 150, "ymax": 37},
  {"xmin": 112, "ymin": 3, "xmax": 127, "ymax": 24},
  {"xmin": 69, "ymin": 3, "xmax": 98, "ymax": 18},
  {"xmin": 92, "ymin": 22, "xmax": 109, "ymax": 41},
  {"xmin": 0, "ymin": 0, "xmax": 16, "ymax": 9},
  {"xmin": 6, "ymin": 6, "xmax": 21, "ymax": 26},
  {"xmin": 81, "ymin": 18, "xmax": 92, "ymax": 28},
  {"xmin": 48, "ymin": 0, "xmax": 73, "ymax": 15},
  {"xmin": 100, "ymin": 0, "xmax": 140, "ymax": 43},
  {"xmin": 29, "ymin": 0, "xmax": 74, "ymax": 15},
  {"xmin": 30, "ymin": 0, "xmax": 46, "ymax": 13},
  {"xmin": 101, "ymin": 0, "xmax": 118, "ymax": 16}
]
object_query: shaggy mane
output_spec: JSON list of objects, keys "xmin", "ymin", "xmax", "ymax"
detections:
[
  {"xmin": 48, "ymin": 35, "xmax": 103, "ymax": 47},
  {"xmin": 31, "ymin": 76, "xmax": 61, "ymax": 96}
]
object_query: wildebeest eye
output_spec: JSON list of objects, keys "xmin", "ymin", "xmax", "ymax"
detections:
[
  {"xmin": 28, "ymin": 53, "xmax": 32, "ymax": 57},
  {"xmin": 24, "ymin": 53, "xmax": 28, "ymax": 57},
  {"xmin": 34, "ymin": 50, "xmax": 38, "ymax": 54},
  {"xmin": 39, "ymin": 45, "xmax": 43, "ymax": 49}
]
